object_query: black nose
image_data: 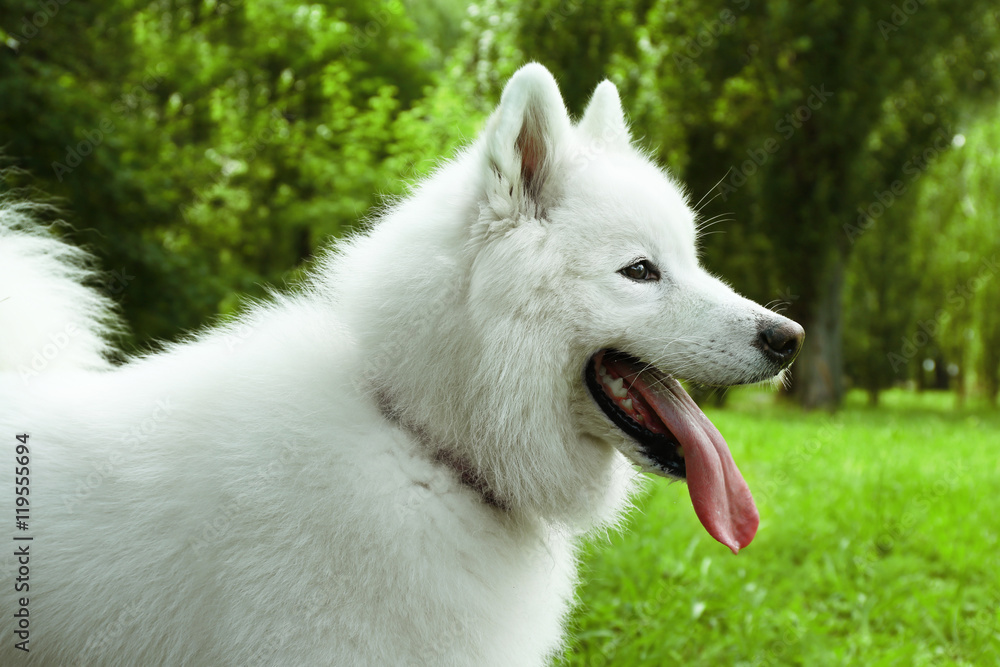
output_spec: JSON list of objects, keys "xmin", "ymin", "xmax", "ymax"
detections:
[{"xmin": 758, "ymin": 320, "xmax": 805, "ymax": 368}]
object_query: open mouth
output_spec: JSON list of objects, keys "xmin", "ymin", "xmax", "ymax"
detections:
[
  {"xmin": 585, "ymin": 350, "xmax": 687, "ymax": 478},
  {"xmin": 584, "ymin": 349, "xmax": 760, "ymax": 553}
]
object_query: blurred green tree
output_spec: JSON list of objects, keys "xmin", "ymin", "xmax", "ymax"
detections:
[
  {"xmin": 600, "ymin": 0, "xmax": 1000, "ymax": 408},
  {"xmin": 4, "ymin": 0, "xmax": 1000, "ymax": 407},
  {"xmin": 904, "ymin": 116, "xmax": 1000, "ymax": 405},
  {"xmin": 1, "ymin": 0, "xmax": 442, "ymax": 346}
]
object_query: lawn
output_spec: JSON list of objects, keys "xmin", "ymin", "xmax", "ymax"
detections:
[{"xmin": 560, "ymin": 389, "xmax": 1000, "ymax": 666}]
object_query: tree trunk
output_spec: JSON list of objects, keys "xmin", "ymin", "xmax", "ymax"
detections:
[
  {"xmin": 791, "ymin": 253, "xmax": 846, "ymax": 410},
  {"xmin": 867, "ymin": 389, "xmax": 879, "ymax": 407}
]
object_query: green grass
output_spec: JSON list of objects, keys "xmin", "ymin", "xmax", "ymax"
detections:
[{"xmin": 559, "ymin": 389, "xmax": 1000, "ymax": 666}]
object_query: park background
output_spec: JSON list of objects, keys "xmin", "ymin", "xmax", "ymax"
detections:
[{"xmin": 2, "ymin": 0, "xmax": 999, "ymax": 664}]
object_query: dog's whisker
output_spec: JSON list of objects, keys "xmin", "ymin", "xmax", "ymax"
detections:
[{"xmin": 692, "ymin": 169, "xmax": 733, "ymax": 214}]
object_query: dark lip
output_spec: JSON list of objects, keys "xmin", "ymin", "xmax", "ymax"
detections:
[{"xmin": 584, "ymin": 349, "xmax": 687, "ymax": 478}]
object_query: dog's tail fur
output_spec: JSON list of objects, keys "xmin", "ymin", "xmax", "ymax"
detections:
[{"xmin": 0, "ymin": 202, "xmax": 123, "ymax": 375}]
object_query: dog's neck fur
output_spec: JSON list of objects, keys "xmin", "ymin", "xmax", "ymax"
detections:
[
  {"xmin": 432, "ymin": 448, "xmax": 510, "ymax": 512},
  {"xmin": 374, "ymin": 387, "xmax": 511, "ymax": 512},
  {"xmin": 320, "ymin": 141, "xmax": 636, "ymax": 531}
]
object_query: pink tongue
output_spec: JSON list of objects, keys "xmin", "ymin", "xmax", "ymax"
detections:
[
  {"xmin": 604, "ymin": 357, "xmax": 759, "ymax": 553},
  {"xmin": 644, "ymin": 377, "xmax": 759, "ymax": 553}
]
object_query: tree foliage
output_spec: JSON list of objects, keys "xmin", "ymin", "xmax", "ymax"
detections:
[
  {"xmin": 2, "ymin": 0, "xmax": 1000, "ymax": 405},
  {"xmin": 629, "ymin": 1, "xmax": 998, "ymax": 408},
  {"xmin": 2, "ymin": 0, "xmax": 450, "ymax": 345},
  {"xmin": 897, "ymin": 114, "xmax": 1000, "ymax": 405}
]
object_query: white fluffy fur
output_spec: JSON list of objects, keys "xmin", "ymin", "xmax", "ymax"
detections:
[
  {"xmin": 0, "ymin": 202, "xmax": 121, "ymax": 376},
  {"xmin": 0, "ymin": 64, "xmax": 795, "ymax": 664}
]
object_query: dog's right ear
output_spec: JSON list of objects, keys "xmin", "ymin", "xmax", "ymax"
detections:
[
  {"xmin": 483, "ymin": 63, "xmax": 571, "ymax": 212},
  {"xmin": 578, "ymin": 80, "xmax": 630, "ymax": 146}
]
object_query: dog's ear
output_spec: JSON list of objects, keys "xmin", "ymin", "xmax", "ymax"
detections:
[
  {"xmin": 484, "ymin": 63, "xmax": 570, "ymax": 207},
  {"xmin": 578, "ymin": 80, "xmax": 630, "ymax": 145}
]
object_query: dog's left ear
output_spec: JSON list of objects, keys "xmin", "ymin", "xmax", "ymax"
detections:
[{"xmin": 483, "ymin": 63, "xmax": 571, "ymax": 210}]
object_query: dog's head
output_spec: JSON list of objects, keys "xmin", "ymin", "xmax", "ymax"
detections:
[{"xmin": 468, "ymin": 64, "xmax": 803, "ymax": 551}]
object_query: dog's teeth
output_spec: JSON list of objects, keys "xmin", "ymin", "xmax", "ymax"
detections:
[
  {"xmin": 609, "ymin": 378, "xmax": 627, "ymax": 397},
  {"xmin": 599, "ymin": 365, "xmax": 608, "ymax": 377},
  {"xmin": 621, "ymin": 398, "xmax": 633, "ymax": 411},
  {"xmin": 676, "ymin": 445, "xmax": 684, "ymax": 458}
]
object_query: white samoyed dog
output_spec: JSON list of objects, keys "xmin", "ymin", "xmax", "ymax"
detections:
[{"xmin": 0, "ymin": 64, "xmax": 802, "ymax": 665}]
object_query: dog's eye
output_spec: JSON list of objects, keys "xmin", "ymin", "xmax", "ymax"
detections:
[{"xmin": 619, "ymin": 261, "xmax": 660, "ymax": 282}]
